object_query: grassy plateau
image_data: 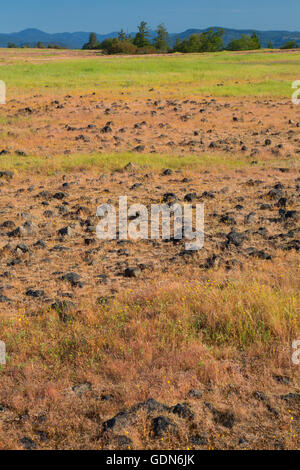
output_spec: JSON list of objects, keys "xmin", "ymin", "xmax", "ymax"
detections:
[{"xmin": 0, "ymin": 48, "xmax": 299, "ymax": 450}]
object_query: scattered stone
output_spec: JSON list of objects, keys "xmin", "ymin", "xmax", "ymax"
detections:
[
  {"xmin": 254, "ymin": 391, "xmax": 268, "ymax": 402},
  {"xmin": 187, "ymin": 389, "xmax": 203, "ymax": 399},
  {"xmin": 109, "ymin": 435, "xmax": 133, "ymax": 449},
  {"xmin": 58, "ymin": 226, "xmax": 75, "ymax": 237},
  {"xmin": 152, "ymin": 416, "xmax": 177, "ymax": 437},
  {"xmin": 184, "ymin": 193, "xmax": 197, "ymax": 202},
  {"xmin": 19, "ymin": 437, "xmax": 36, "ymax": 450},
  {"xmin": 132, "ymin": 398, "xmax": 169, "ymax": 414},
  {"xmin": 162, "ymin": 193, "xmax": 178, "ymax": 204},
  {"xmin": 212, "ymin": 409, "xmax": 235, "ymax": 429},
  {"xmin": 102, "ymin": 411, "xmax": 136, "ymax": 433},
  {"xmin": 273, "ymin": 375, "xmax": 290, "ymax": 385},
  {"xmin": 72, "ymin": 382, "xmax": 92, "ymax": 397},
  {"xmin": 124, "ymin": 267, "xmax": 141, "ymax": 278},
  {"xmin": 190, "ymin": 434, "xmax": 208, "ymax": 446},
  {"xmin": 280, "ymin": 393, "xmax": 300, "ymax": 403},
  {"xmin": 26, "ymin": 289, "xmax": 44, "ymax": 298},
  {"xmin": 171, "ymin": 403, "xmax": 194, "ymax": 420},
  {"xmin": 227, "ymin": 231, "xmax": 245, "ymax": 247},
  {"xmin": 0, "ymin": 170, "xmax": 14, "ymax": 180},
  {"xmin": 61, "ymin": 272, "xmax": 82, "ymax": 287}
]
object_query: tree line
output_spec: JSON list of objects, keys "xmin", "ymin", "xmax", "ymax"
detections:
[
  {"xmin": 8, "ymin": 41, "xmax": 65, "ymax": 49},
  {"xmin": 82, "ymin": 22, "xmax": 299, "ymax": 54}
]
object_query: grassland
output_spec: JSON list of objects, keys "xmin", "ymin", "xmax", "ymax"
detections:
[
  {"xmin": 0, "ymin": 48, "xmax": 300, "ymax": 98},
  {"xmin": 0, "ymin": 48, "xmax": 299, "ymax": 450}
]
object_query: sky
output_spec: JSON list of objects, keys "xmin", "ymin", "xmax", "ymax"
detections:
[{"xmin": 0, "ymin": 0, "xmax": 300, "ymax": 33}]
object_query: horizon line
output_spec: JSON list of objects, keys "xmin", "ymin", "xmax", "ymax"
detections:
[{"xmin": 1, "ymin": 25, "xmax": 300, "ymax": 35}]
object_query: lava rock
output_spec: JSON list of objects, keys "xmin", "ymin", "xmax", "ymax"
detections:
[{"xmin": 152, "ymin": 416, "xmax": 177, "ymax": 437}]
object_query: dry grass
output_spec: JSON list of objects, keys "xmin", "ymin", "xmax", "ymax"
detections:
[
  {"xmin": 0, "ymin": 260, "xmax": 299, "ymax": 450},
  {"xmin": 0, "ymin": 48, "xmax": 299, "ymax": 450},
  {"xmin": 0, "ymin": 165, "xmax": 299, "ymax": 450}
]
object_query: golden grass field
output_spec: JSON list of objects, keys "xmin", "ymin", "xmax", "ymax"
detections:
[{"xmin": 0, "ymin": 48, "xmax": 299, "ymax": 450}]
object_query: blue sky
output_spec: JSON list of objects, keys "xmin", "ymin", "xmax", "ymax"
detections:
[{"xmin": 0, "ymin": 0, "xmax": 299, "ymax": 33}]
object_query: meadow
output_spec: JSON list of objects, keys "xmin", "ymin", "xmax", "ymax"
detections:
[
  {"xmin": 0, "ymin": 48, "xmax": 299, "ymax": 450},
  {"xmin": 0, "ymin": 48, "xmax": 300, "ymax": 98}
]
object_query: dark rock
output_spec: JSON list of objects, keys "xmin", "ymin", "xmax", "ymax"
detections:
[
  {"xmin": 58, "ymin": 226, "xmax": 75, "ymax": 237},
  {"xmin": 110, "ymin": 435, "xmax": 133, "ymax": 449},
  {"xmin": 220, "ymin": 214, "xmax": 236, "ymax": 225},
  {"xmin": 212, "ymin": 409, "xmax": 235, "ymax": 429},
  {"xmin": 0, "ymin": 170, "xmax": 14, "ymax": 180},
  {"xmin": 277, "ymin": 198, "xmax": 287, "ymax": 208},
  {"xmin": 100, "ymin": 394, "xmax": 114, "ymax": 402},
  {"xmin": 227, "ymin": 231, "xmax": 245, "ymax": 247},
  {"xmin": 124, "ymin": 267, "xmax": 141, "ymax": 278},
  {"xmin": 133, "ymin": 145, "xmax": 145, "ymax": 152},
  {"xmin": 61, "ymin": 272, "xmax": 81, "ymax": 286},
  {"xmin": 245, "ymin": 248, "xmax": 272, "ymax": 260},
  {"xmin": 187, "ymin": 389, "xmax": 202, "ymax": 399},
  {"xmin": 201, "ymin": 191, "xmax": 215, "ymax": 199},
  {"xmin": 162, "ymin": 193, "xmax": 178, "ymax": 204},
  {"xmin": 132, "ymin": 398, "xmax": 169, "ymax": 414},
  {"xmin": 268, "ymin": 188, "xmax": 283, "ymax": 200},
  {"xmin": 266, "ymin": 404, "xmax": 279, "ymax": 417},
  {"xmin": 72, "ymin": 382, "xmax": 92, "ymax": 397},
  {"xmin": 254, "ymin": 391, "xmax": 267, "ymax": 401},
  {"xmin": 280, "ymin": 393, "xmax": 300, "ymax": 403},
  {"xmin": 0, "ymin": 220, "xmax": 15, "ymax": 229},
  {"xmin": 8, "ymin": 221, "xmax": 38, "ymax": 238},
  {"xmin": 238, "ymin": 437, "xmax": 248, "ymax": 446},
  {"xmin": 102, "ymin": 411, "xmax": 136, "ymax": 433},
  {"xmin": 35, "ymin": 430, "xmax": 49, "ymax": 443},
  {"xmin": 281, "ymin": 210, "xmax": 298, "ymax": 221},
  {"xmin": 152, "ymin": 416, "xmax": 177, "ymax": 437},
  {"xmin": 16, "ymin": 242, "xmax": 29, "ymax": 253},
  {"xmin": 34, "ymin": 239, "xmax": 46, "ymax": 249},
  {"xmin": 171, "ymin": 403, "xmax": 194, "ymax": 420},
  {"xmin": 190, "ymin": 434, "xmax": 208, "ymax": 446},
  {"xmin": 281, "ymin": 240, "xmax": 300, "ymax": 251},
  {"xmin": 260, "ymin": 204, "xmax": 272, "ymax": 210},
  {"xmin": 101, "ymin": 125, "xmax": 112, "ymax": 134},
  {"xmin": 245, "ymin": 212, "xmax": 256, "ymax": 224},
  {"xmin": 53, "ymin": 192, "xmax": 67, "ymax": 200},
  {"xmin": 184, "ymin": 193, "xmax": 197, "ymax": 202},
  {"xmin": 52, "ymin": 300, "xmax": 76, "ymax": 322},
  {"xmin": 204, "ymin": 254, "xmax": 221, "ymax": 269},
  {"xmin": 131, "ymin": 183, "xmax": 142, "ymax": 190},
  {"xmin": 19, "ymin": 437, "xmax": 36, "ymax": 450},
  {"xmin": 26, "ymin": 289, "xmax": 44, "ymax": 298},
  {"xmin": 273, "ymin": 375, "xmax": 290, "ymax": 385}
]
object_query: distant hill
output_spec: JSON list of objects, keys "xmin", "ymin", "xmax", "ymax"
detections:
[
  {"xmin": 170, "ymin": 27, "xmax": 300, "ymax": 48},
  {"xmin": 0, "ymin": 28, "xmax": 119, "ymax": 49},
  {"xmin": 1, "ymin": 27, "xmax": 300, "ymax": 49}
]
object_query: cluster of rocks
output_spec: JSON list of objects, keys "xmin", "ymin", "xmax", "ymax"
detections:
[
  {"xmin": 0, "ymin": 168, "xmax": 298, "ymax": 310},
  {"xmin": 3, "ymin": 95, "xmax": 300, "ymax": 157}
]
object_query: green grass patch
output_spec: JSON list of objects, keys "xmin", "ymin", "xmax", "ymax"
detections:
[
  {"xmin": 0, "ymin": 151, "xmax": 274, "ymax": 174},
  {"xmin": 0, "ymin": 50, "xmax": 299, "ymax": 98}
]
